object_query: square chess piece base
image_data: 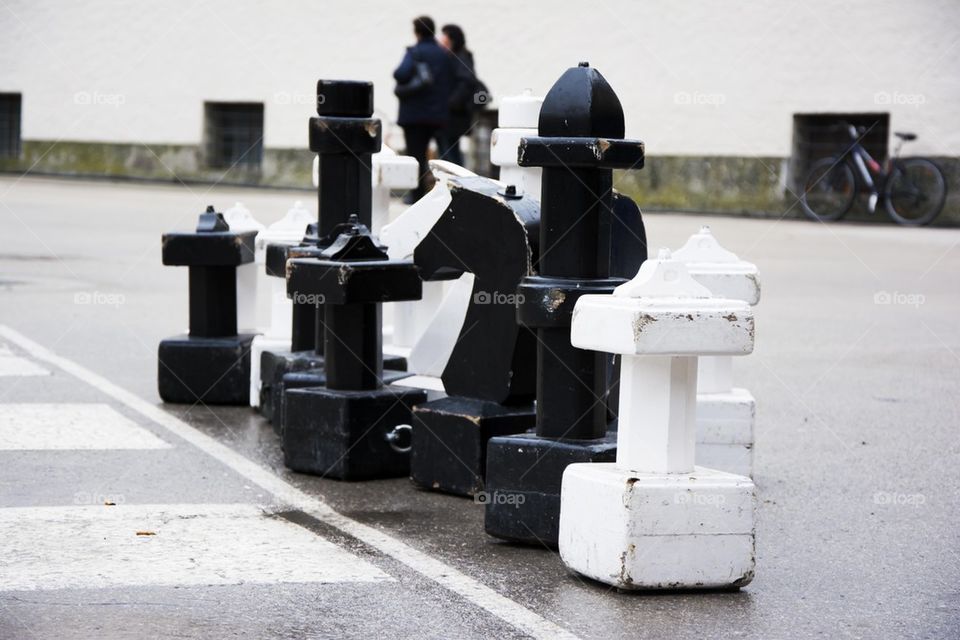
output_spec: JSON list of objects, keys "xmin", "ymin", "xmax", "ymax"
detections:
[
  {"xmin": 484, "ymin": 432, "xmax": 617, "ymax": 547},
  {"xmin": 410, "ymin": 397, "xmax": 536, "ymax": 496},
  {"xmin": 282, "ymin": 385, "xmax": 426, "ymax": 480},
  {"xmin": 559, "ymin": 463, "xmax": 755, "ymax": 590},
  {"xmin": 158, "ymin": 334, "xmax": 256, "ymax": 405},
  {"xmin": 262, "ymin": 349, "xmax": 325, "ymax": 424}
]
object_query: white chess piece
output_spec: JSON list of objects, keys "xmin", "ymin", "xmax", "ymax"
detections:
[
  {"xmin": 247, "ymin": 201, "xmax": 313, "ymax": 408},
  {"xmin": 223, "ymin": 202, "xmax": 265, "ymax": 334},
  {"xmin": 559, "ymin": 249, "xmax": 756, "ymax": 590}
]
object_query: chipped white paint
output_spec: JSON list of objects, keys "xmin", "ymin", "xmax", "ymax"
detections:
[
  {"xmin": 673, "ymin": 226, "xmax": 760, "ymax": 476},
  {"xmin": 0, "ymin": 344, "xmax": 49, "ymax": 377},
  {"xmin": 0, "ymin": 403, "xmax": 171, "ymax": 450},
  {"xmin": 0, "ymin": 325, "xmax": 578, "ymax": 640},
  {"xmin": 571, "ymin": 252, "xmax": 753, "ymax": 358},
  {"xmin": 560, "ymin": 464, "xmax": 755, "ymax": 590},
  {"xmin": 561, "ymin": 250, "xmax": 756, "ymax": 590},
  {"xmin": 249, "ymin": 201, "xmax": 313, "ymax": 407},
  {"xmin": 0, "ymin": 503, "xmax": 392, "ymax": 591},
  {"xmin": 223, "ymin": 202, "xmax": 266, "ymax": 333},
  {"xmin": 491, "ymin": 90, "xmax": 544, "ymax": 198}
]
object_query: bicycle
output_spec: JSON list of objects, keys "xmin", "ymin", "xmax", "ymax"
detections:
[{"xmin": 799, "ymin": 123, "xmax": 947, "ymax": 226}]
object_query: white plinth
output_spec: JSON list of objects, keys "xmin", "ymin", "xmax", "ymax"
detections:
[
  {"xmin": 559, "ymin": 463, "xmax": 755, "ymax": 590},
  {"xmin": 696, "ymin": 387, "xmax": 755, "ymax": 477}
]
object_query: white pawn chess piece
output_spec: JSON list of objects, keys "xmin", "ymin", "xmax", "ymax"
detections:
[
  {"xmin": 673, "ymin": 226, "xmax": 760, "ymax": 477},
  {"xmin": 247, "ymin": 201, "xmax": 313, "ymax": 408},
  {"xmin": 223, "ymin": 202, "xmax": 265, "ymax": 334},
  {"xmin": 560, "ymin": 249, "xmax": 756, "ymax": 590}
]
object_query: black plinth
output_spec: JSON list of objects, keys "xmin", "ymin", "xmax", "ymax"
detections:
[
  {"xmin": 158, "ymin": 334, "xmax": 256, "ymax": 405},
  {"xmin": 410, "ymin": 397, "xmax": 536, "ymax": 496},
  {"xmin": 259, "ymin": 349, "xmax": 325, "ymax": 423},
  {"xmin": 282, "ymin": 385, "xmax": 427, "ymax": 480},
  {"xmin": 262, "ymin": 350, "xmax": 407, "ymax": 426},
  {"xmin": 483, "ymin": 431, "xmax": 617, "ymax": 548},
  {"xmin": 274, "ymin": 364, "xmax": 411, "ymax": 434}
]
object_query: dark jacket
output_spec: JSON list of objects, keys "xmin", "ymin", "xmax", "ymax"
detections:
[
  {"xmin": 393, "ymin": 38, "xmax": 454, "ymax": 127},
  {"xmin": 448, "ymin": 49, "xmax": 477, "ymax": 116}
]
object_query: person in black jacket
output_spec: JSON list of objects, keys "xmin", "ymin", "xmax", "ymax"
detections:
[
  {"xmin": 393, "ymin": 16, "xmax": 455, "ymax": 201},
  {"xmin": 438, "ymin": 24, "xmax": 477, "ymax": 167}
]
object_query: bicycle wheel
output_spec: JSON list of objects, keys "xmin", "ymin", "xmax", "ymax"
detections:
[
  {"xmin": 885, "ymin": 158, "xmax": 947, "ymax": 226},
  {"xmin": 800, "ymin": 158, "xmax": 857, "ymax": 222}
]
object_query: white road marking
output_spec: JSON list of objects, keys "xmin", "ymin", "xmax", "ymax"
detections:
[
  {"xmin": 0, "ymin": 403, "xmax": 171, "ymax": 450},
  {"xmin": 0, "ymin": 344, "xmax": 50, "ymax": 376},
  {"xmin": 0, "ymin": 325, "xmax": 580, "ymax": 640},
  {"xmin": 0, "ymin": 503, "xmax": 392, "ymax": 591}
]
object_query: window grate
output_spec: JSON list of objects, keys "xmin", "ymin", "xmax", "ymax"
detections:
[
  {"xmin": 203, "ymin": 102, "xmax": 264, "ymax": 171},
  {"xmin": 0, "ymin": 94, "xmax": 22, "ymax": 159}
]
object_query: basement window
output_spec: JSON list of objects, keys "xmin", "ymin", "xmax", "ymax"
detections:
[
  {"xmin": 0, "ymin": 93, "xmax": 22, "ymax": 159},
  {"xmin": 203, "ymin": 102, "xmax": 264, "ymax": 171},
  {"xmin": 788, "ymin": 113, "xmax": 889, "ymax": 194}
]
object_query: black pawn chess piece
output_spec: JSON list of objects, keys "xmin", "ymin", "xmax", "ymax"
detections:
[
  {"xmin": 158, "ymin": 206, "xmax": 258, "ymax": 405},
  {"xmin": 281, "ymin": 216, "xmax": 426, "ymax": 480}
]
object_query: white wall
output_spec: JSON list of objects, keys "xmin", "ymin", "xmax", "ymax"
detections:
[{"xmin": 1, "ymin": 0, "xmax": 957, "ymax": 157}]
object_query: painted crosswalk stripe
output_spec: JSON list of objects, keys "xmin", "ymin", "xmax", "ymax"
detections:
[
  {"xmin": 0, "ymin": 324, "xmax": 579, "ymax": 640},
  {"xmin": 0, "ymin": 344, "xmax": 49, "ymax": 376},
  {"xmin": 0, "ymin": 503, "xmax": 393, "ymax": 591},
  {"xmin": 0, "ymin": 403, "xmax": 171, "ymax": 450}
]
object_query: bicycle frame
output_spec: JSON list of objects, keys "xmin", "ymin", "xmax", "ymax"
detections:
[{"xmin": 839, "ymin": 124, "xmax": 904, "ymax": 213}]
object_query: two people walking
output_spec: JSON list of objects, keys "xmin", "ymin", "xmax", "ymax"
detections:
[{"xmin": 393, "ymin": 16, "xmax": 483, "ymax": 201}]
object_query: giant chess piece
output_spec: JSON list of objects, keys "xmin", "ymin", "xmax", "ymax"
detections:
[
  {"xmin": 483, "ymin": 63, "xmax": 646, "ymax": 546},
  {"xmin": 259, "ymin": 80, "xmax": 404, "ymax": 426},
  {"xmin": 408, "ymin": 175, "xmax": 539, "ymax": 495},
  {"xmin": 282, "ymin": 216, "xmax": 426, "ymax": 479},
  {"xmin": 158, "ymin": 206, "xmax": 258, "ymax": 405},
  {"xmin": 559, "ymin": 249, "xmax": 756, "ymax": 589}
]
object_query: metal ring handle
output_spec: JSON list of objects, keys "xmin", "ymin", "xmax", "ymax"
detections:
[{"xmin": 385, "ymin": 424, "xmax": 413, "ymax": 454}]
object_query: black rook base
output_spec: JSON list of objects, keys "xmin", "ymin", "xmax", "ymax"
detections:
[
  {"xmin": 282, "ymin": 385, "xmax": 427, "ymax": 480},
  {"xmin": 483, "ymin": 432, "xmax": 617, "ymax": 547},
  {"xmin": 158, "ymin": 333, "xmax": 256, "ymax": 405},
  {"xmin": 410, "ymin": 397, "xmax": 536, "ymax": 496}
]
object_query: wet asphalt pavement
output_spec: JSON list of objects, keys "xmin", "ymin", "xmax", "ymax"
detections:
[{"xmin": 0, "ymin": 175, "xmax": 958, "ymax": 639}]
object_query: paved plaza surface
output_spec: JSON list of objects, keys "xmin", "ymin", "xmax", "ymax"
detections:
[{"xmin": 0, "ymin": 175, "xmax": 957, "ymax": 639}]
